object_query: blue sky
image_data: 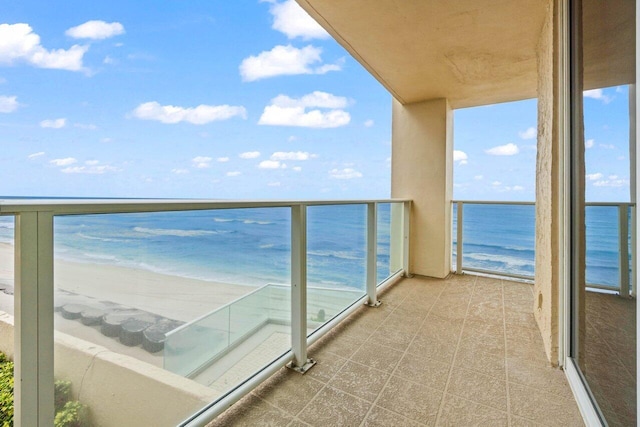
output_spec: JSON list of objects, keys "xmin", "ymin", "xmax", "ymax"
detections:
[
  {"xmin": 454, "ymin": 86, "xmax": 632, "ymax": 202},
  {"xmin": 0, "ymin": 1, "xmax": 631, "ymax": 202}
]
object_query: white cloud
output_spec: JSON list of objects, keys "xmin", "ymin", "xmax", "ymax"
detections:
[
  {"xmin": 40, "ymin": 118, "xmax": 66, "ymax": 129},
  {"xmin": 599, "ymin": 143, "xmax": 615, "ymax": 149},
  {"xmin": 217, "ymin": 157, "xmax": 229, "ymax": 163},
  {"xmin": 512, "ymin": 185, "xmax": 525, "ymax": 191},
  {"xmin": 239, "ymin": 151, "xmax": 261, "ymax": 159},
  {"xmin": 50, "ymin": 157, "xmax": 77, "ymax": 166},
  {"xmin": 593, "ymin": 177, "xmax": 629, "ymax": 187},
  {"xmin": 0, "ymin": 95, "xmax": 18, "ymax": 113},
  {"xmin": 258, "ymin": 91, "xmax": 350, "ymax": 128},
  {"xmin": 259, "ymin": 160, "xmax": 286, "ymax": 169},
  {"xmin": 226, "ymin": 171, "xmax": 241, "ymax": 177},
  {"xmin": 0, "ymin": 23, "xmax": 88, "ymax": 72},
  {"xmin": 267, "ymin": 181, "xmax": 281, "ymax": 187},
  {"xmin": 268, "ymin": 0, "xmax": 330, "ymax": 40},
  {"xmin": 269, "ymin": 92, "xmax": 349, "ymax": 109},
  {"xmin": 270, "ymin": 151, "xmax": 316, "ymax": 161},
  {"xmin": 293, "ymin": 166, "xmax": 302, "ymax": 172},
  {"xmin": 65, "ymin": 21, "xmax": 125, "ymax": 40},
  {"xmin": 28, "ymin": 151, "xmax": 45, "ymax": 159},
  {"xmin": 585, "ymin": 139, "xmax": 594, "ymax": 149},
  {"xmin": 518, "ymin": 127, "xmax": 536, "ymax": 140},
  {"xmin": 329, "ymin": 168, "xmax": 362, "ymax": 179},
  {"xmin": 239, "ymin": 45, "xmax": 340, "ymax": 81},
  {"xmin": 192, "ymin": 156, "xmax": 212, "ymax": 168},
  {"xmin": 364, "ymin": 119, "xmax": 374, "ymax": 128},
  {"xmin": 85, "ymin": 160, "xmax": 99, "ymax": 166},
  {"xmin": 61, "ymin": 164, "xmax": 118, "ymax": 174},
  {"xmin": 453, "ymin": 150, "xmax": 468, "ymax": 165},
  {"xmin": 586, "ymin": 172, "xmax": 603, "ymax": 181},
  {"xmin": 132, "ymin": 101, "xmax": 246, "ymax": 125},
  {"xmin": 474, "ymin": 175, "xmax": 483, "ymax": 180},
  {"xmin": 492, "ymin": 181, "xmax": 502, "ymax": 186},
  {"xmin": 171, "ymin": 168, "xmax": 189, "ymax": 174},
  {"xmin": 485, "ymin": 143, "xmax": 519, "ymax": 156},
  {"xmin": 583, "ymin": 88, "xmax": 611, "ymax": 103}
]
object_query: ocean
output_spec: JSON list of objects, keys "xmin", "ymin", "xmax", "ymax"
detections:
[
  {"xmin": 0, "ymin": 202, "xmax": 629, "ymax": 289},
  {"xmin": 453, "ymin": 203, "xmax": 631, "ymax": 288},
  {"xmin": 0, "ymin": 203, "xmax": 394, "ymax": 291}
]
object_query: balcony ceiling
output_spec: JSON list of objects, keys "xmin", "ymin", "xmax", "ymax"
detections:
[{"xmin": 297, "ymin": 0, "xmax": 635, "ymax": 108}]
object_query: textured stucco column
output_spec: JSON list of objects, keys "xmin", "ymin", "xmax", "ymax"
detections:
[
  {"xmin": 535, "ymin": 0, "xmax": 570, "ymax": 366},
  {"xmin": 391, "ymin": 98, "xmax": 453, "ymax": 278}
]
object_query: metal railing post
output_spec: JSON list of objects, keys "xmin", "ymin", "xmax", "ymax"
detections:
[
  {"xmin": 403, "ymin": 201, "xmax": 411, "ymax": 276},
  {"xmin": 14, "ymin": 211, "xmax": 55, "ymax": 426},
  {"xmin": 287, "ymin": 204, "xmax": 315, "ymax": 373},
  {"xmin": 619, "ymin": 204, "xmax": 630, "ymax": 297},
  {"xmin": 365, "ymin": 203, "xmax": 381, "ymax": 307},
  {"xmin": 456, "ymin": 201, "xmax": 463, "ymax": 275}
]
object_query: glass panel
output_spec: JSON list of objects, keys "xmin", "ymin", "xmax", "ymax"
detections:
[
  {"xmin": 52, "ymin": 208, "xmax": 291, "ymax": 425},
  {"xmin": 306, "ymin": 205, "xmax": 366, "ymax": 334},
  {"xmin": 585, "ymin": 205, "xmax": 620, "ymax": 288},
  {"xmin": 460, "ymin": 203, "xmax": 535, "ymax": 277},
  {"xmin": 389, "ymin": 202, "xmax": 405, "ymax": 275},
  {"xmin": 630, "ymin": 205, "xmax": 636, "ymax": 294},
  {"xmin": 0, "ymin": 215, "xmax": 14, "ymax": 413},
  {"xmin": 376, "ymin": 203, "xmax": 392, "ymax": 283},
  {"xmin": 0, "ymin": 215, "xmax": 14, "ymax": 312},
  {"xmin": 452, "ymin": 203, "xmax": 458, "ymax": 272},
  {"xmin": 165, "ymin": 307, "xmax": 230, "ymax": 377},
  {"xmin": 570, "ymin": 0, "xmax": 636, "ymax": 424}
]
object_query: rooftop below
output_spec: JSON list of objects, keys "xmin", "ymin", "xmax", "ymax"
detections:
[{"xmin": 208, "ymin": 275, "xmax": 584, "ymax": 426}]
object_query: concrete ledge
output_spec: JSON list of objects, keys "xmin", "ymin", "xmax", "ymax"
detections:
[{"xmin": 0, "ymin": 312, "xmax": 218, "ymax": 426}]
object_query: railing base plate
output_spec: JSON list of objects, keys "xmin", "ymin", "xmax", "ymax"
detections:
[
  {"xmin": 286, "ymin": 358, "xmax": 316, "ymax": 374},
  {"xmin": 365, "ymin": 300, "xmax": 382, "ymax": 307}
]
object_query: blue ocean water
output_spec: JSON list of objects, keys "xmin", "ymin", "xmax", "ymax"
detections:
[
  {"xmin": 0, "ymin": 202, "xmax": 628, "ymax": 289},
  {"xmin": 453, "ymin": 203, "xmax": 630, "ymax": 288},
  {"xmin": 0, "ymin": 203, "xmax": 394, "ymax": 290}
]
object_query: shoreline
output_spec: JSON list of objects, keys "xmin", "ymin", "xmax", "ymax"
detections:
[{"xmin": 0, "ymin": 242, "xmax": 257, "ymax": 322}]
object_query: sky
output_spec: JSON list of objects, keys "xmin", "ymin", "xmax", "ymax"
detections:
[
  {"xmin": 0, "ymin": 1, "xmax": 632, "ymax": 202},
  {"xmin": 453, "ymin": 86, "xmax": 632, "ymax": 202}
]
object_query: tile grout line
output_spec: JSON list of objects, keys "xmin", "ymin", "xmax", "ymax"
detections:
[
  {"xmin": 502, "ymin": 279, "xmax": 513, "ymax": 426},
  {"xmin": 357, "ymin": 277, "xmax": 451, "ymax": 427},
  {"xmin": 294, "ymin": 279, "xmax": 414, "ymax": 426},
  {"xmin": 434, "ymin": 275, "xmax": 478, "ymax": 425},
  {"xmin": 584, "ymin": 315, "xmax": 636, "ymax": 382}
]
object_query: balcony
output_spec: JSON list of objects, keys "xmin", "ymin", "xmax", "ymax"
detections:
[
  {"xmin": 209, "ymin": 275, "xmax": 584, "ymax": 426},
  {"xmin": 0, "ymin": 198, "xmax": 633, "ymax": 425}
]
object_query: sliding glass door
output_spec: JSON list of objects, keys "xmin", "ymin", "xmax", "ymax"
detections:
[{"xmin": 569, "ymin": 0, "xmax": 637, "ymax": 425}]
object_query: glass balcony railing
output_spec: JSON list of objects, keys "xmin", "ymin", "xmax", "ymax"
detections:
[
  {"xmin": 0, "ymin": 198, "xmax": 410, "ymax": 426},
  {"xmin": 452, "ymin": 200, "xmax": 636, "ymax": 295}
]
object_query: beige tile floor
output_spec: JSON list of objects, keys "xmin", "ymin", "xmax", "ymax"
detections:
[
  {"xmin": 207, "ymin": 275, "xmax": 584, "ymax": 426},
  {"xmin": 584, "ymin": 291, "xmax": 636, "ymax": 426}
]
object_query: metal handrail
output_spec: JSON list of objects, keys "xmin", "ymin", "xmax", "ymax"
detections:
[
  {"xmin": 0, "ymin": 198, "xmax": 410, "ymax": 215},
  {"xmin": 6, "ymin": 198, "xmax": 411, "ymax": 426},
  {"xmin": 452, "ymin": 200, "xmax": 636, "ymax": 296}
]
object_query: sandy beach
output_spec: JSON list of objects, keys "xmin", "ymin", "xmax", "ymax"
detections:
[
  {"xmin": 0, "ymin": 242, "xmax": 256, "ymax": 322},
  {"xmin": 0, "ymin": 241, "xmax": 260, "ymax": 365}
]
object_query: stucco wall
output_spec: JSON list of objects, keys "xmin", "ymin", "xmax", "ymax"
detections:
[
  {"xmin": 534, "ymin": 0, "xmax": 562, "ymax": 365},
  {"xmin": 0, "ymin": 314, "xmax": 218, "ymax": 427},
  {"xmin": 391, "ymin": 98, "xmax": 453, "ymax": 278}
]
